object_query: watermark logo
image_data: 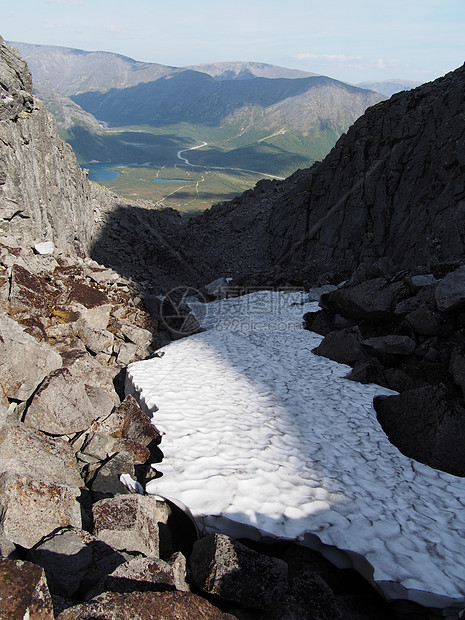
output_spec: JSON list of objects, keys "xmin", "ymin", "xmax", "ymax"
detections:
[
  {"xmin": 159, "ymin": 286, "xmax": 307, "ymax": 336},
  {"xmin": 159, "ymin": 286, "xmax": 207, "ymax": 336}
]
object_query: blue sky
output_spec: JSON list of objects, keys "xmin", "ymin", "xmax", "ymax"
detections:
[{"xmin": 3, "ymin": 0, "xmax": 464, "ymax": 83}]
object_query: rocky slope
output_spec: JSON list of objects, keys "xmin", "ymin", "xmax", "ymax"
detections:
[
  {"xmin": 182, "ymin": 63, "xmax": 465, "ymax": 284},
  {"xmin": 3, "ymin": 34, "xmax": 465, "ymax": 618},
  {"xmin": 0, "ymin": 37, "xmax": 98, "ymax": 255},
  {"xmin": 0, "ymin": 37, "xmax": 405, "ymax": 619}
]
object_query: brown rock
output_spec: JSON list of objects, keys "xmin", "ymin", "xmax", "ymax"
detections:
[
  {"xmin": 94, "ymin": 394, "xmax": 161, "ymax": 447},
  {"xmin": 0, "ymin": 557, "xmax": 53, "ymax": 619},
  {"xmin": 57, "ymin": 591, "xmax": 233, "ymax": 619},
  {"xmin": 9, "ymin": 263, "xmax": 59, "ymax": 313},
  {"xmin": 68, "ymin": 281, "xmax": 109, "ymax": 309},
  {"xmin": 92, "ymin": 495, "xmax": 171, "ymax": 557},
  {"xmin": 0, "ymin": 472, "xmax": 81, "ymax": 548}
]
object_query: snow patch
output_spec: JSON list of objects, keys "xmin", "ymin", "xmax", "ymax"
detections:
[{"xmin": 126, "ymin": 290, "xmax": 465, "ymax": 612}]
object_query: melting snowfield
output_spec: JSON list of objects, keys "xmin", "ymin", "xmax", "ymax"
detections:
[{"xmin": 126, "ymin": 291, "xmax": 465, "ymax": 612}]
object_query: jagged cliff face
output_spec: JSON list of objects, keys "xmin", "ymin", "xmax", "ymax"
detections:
[
  {"xmin": 0, "ymin": 37, "xmax": 100, "ymax": 255},
  {"xmin": 185, "ymin": 64, "xmax": 465, "ymax": 283}
]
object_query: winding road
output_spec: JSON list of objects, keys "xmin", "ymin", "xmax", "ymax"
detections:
[{"xmin": 176, "ymin": 142, "xmax": 285, "ymax": 180}]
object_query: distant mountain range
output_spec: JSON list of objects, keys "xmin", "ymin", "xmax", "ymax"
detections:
[
  {"xmin": 9, "ymin": 41, "xmax": 389, "ymax": 179},
  {"xmin": 357, "ymin": 79, "xmax": 422, "ymax": 97}
]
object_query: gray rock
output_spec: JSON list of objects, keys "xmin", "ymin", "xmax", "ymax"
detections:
[
  {"xmin": 75, "ymin": 303, "xmax": 112, "ymax": 330},
  {"xmin": 61, "ymin": 348, "xmax": 120, "ymax": 406},
  {"xmin": 115, "ymin": 341, "xmax": 139, "ymax": 366},
  {"xmin": 28, "ymin": 528, "xmax": 93, "ymax": 598},
  {"xmin": 189, "ymin": 533, "xmax": 288, "ymax": 609},
  {"xmin": 0, "ymin": 423, "xmax": 82, "ymax": 487},
  {"xmin": 322, "ymin": 279, "xmax": 409, "ymax": 324},
  {"xmin": 23, "ymin": 367, "xmax": 97, "ymax": 435},
  {"xmin": 409, "ymin": 274, "xmax": 437, "ymax": 288},
  {"xmin": 0, "ymin": 38, "xmax": 33, "ymax": 122},
  {"xmin": 205, "ymin": 277, "xmax": 230, "ymax": 298},
  {"xmin": 0, "ymin": 536, "xmax": 18, "ymax": 563},
  {"xmin": 118, "ymin": 320, "xmax": 152, "ymax": 348},
  {"xmin": 0, "ymin": 557, "xmax": 53, "ymax": 620},
  {"xmin": 0, "ymin": 313, "xmax": 62, "ymax": 401},
  {"xmin": 92, "ymin": 495, "xmax": 172, "ymax": 558},
  {"xmin": 87, "ymin": 452, "xmax": 137, "ymax": 498},
  {"xmin": 0, "ymin": 472, "xmax": 81, "ymax": 548},
  {"xmin": 449, "ymin": 349, "xmax": 465, "ymax": 398},
  {"xmin": 75, "ymin": 320, "xmax": 114, "ymax": 355},
  {"xmin": 362, "ymin": 334, "xmax": 416, "ymax": 356},
  {"xmin": 312, "ymin": 327, "xmax": 367, "ymax": 366},
  {"xmin": 435, "ymin": 265, "xmax": 465, "ymax": 311},
  {"xmin": 91, "ymin": 553, "xmax": 189, "ymax": 597}
]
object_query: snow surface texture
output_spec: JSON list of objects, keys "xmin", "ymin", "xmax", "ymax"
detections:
[{"xmin": 126, "ymin": 290, "xmax": 465, "ymax": 612}]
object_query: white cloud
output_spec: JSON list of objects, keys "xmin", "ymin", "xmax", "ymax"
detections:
[
  {"xmin": 297, "ymin": 53, "xmax": 402, "ymax": 72},
  {"xmin": 297, "ymin": 53, "xmax": 362, "ymax": 62},
  {"xmin": 47, "ymin": 0, "xmax": 84, "ymax": 5}
]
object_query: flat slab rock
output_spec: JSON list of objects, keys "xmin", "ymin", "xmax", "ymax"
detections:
[
  {"xmin": 57, "ymin": 591, "xmax": 234, "ymax": 619},
  {"xmin": 127, "ymin": 291, "xmax": 465, "ymax": 611},
  {"xmin": 0, "ymin": 313, "xmax": 61, "ymax": 401},
  {"xmin": 0, "ymin": 472, "xmax": 81, "ymax": 548}
]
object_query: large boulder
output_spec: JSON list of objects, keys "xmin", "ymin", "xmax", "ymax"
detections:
[
  {"xmin": 28, "ymin": 528, "xmax": 93, "ymax": 598},
  {"xmin": 189, "ymin": 534, "xmax": 288, "ymax": 610},
  {"xmin": 92, "ymin": 394, "xmax": 161, "ymax": 448},
  {"xmin": 0, "ymin": 423, "xmax": 82, "ymax": 487},
  {"xmin": 435, "ymin": 265, "xmax": 465, "ymax": 311},
  {"xmin": 0, "ymin": 313, "xmax": 62, "ymax": 402},
  {"xmin": 320, "ymin": 279, "xmax": 409, "ymax": 324},
  {"xmin": 362, "ymin": 334, "xmax": 416, "ymax": 356},
  {"xmin": 23, "ymin": 368, "xmax": 100, "ymax": 435},
  {"xmin": 0, "ymin": 472, "xmax": 81, "ymax": 548},
  {"xmin": 0, "ymin": 558, "xmax": 53, "ymax": 619},
  {"xmin": 312, "ymin": 326, "xmax": 367, "ymax": 366},
  {"xmin": 92, "ymin": 495, "xmax": 172, "ymax": 558},
  {"xmin": 88, "ymin": 553, "xmax": 189, "ymax": 598}
]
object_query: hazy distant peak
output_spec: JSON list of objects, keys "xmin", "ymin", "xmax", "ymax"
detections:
[
  {"xmin": 183, "ymin": 61, "xmax": 318, "ymax": 81},
  {"xmin": 357, "ymin": 79, "xmax": 422, "ymax": 97},
  {"xmin": 8, "ymin": 41, "xmax": 181, "ymax": 95}
]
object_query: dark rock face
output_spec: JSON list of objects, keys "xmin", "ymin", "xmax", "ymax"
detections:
[
  {"xmin": 374, "ymin": 386, "xmax": 465, "ymax": 476},
  {"xmin": 182, "ymin": 64, "xmax": 465, "ymax": 285},
  {"xmin": 306, "ymin": 269, "xmax": 465, "ymax": 476}
]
